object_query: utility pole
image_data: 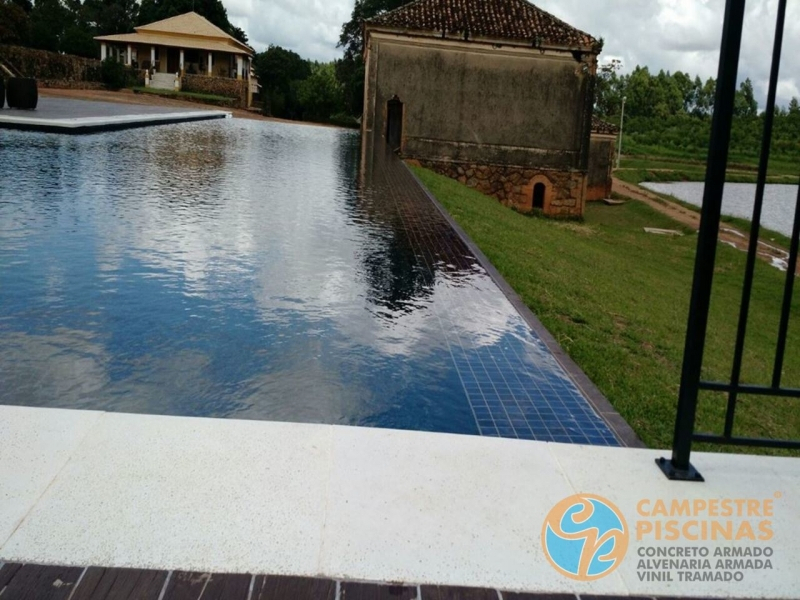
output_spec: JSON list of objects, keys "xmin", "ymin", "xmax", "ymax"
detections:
[{"xmin": 617, "ymin": 96, "xmax": 627, "ymax": 169}]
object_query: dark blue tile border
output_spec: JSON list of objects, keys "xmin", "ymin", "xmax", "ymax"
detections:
[{"xmin": 401, "ymin": 155, "xmax": 644, "ymax": 448}]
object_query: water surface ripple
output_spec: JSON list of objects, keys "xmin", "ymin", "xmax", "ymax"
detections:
[{"xmin": 0, "ymin": 120, "xmax": 617, "ymax": 444}]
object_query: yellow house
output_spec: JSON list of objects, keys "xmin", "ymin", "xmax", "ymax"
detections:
[{"xmin": 95, "ymin": 11, "xmax": 256, "ymax": 104}]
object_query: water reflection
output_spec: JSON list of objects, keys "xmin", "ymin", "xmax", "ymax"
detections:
[{"xmin": 0, "ymin": 120, "xmax": 618, "ymax": 443}]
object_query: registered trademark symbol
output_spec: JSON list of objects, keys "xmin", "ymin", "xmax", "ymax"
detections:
[{"xmin": 774, "ymin": 491, "xmax": 782, "ymax": 499}]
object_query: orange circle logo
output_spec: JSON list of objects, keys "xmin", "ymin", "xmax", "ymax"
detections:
[{"xmin": 542, "ymin": 494, "xmax": 629, "ymax": 581}]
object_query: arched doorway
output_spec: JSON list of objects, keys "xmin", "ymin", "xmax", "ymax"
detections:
[
  {"xmin": 533, "ymin": 182, "xmax": 546, "ymax": 210},
  {"xmin": 386, "ymin": 96, "xmax": 404, "ymax": 151}
]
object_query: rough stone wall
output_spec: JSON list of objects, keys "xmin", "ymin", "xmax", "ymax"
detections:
[
  {"xmin": 420, "ymin": 159, "xmax": 586, "ymax": 218},
  {"xmin": 0, "ymin": 45, "xmax": 102, "ymax": 85},
  {"xmin": 586, "ymin": 135, "xmax": 615, "ymax": 201},
  {"xmin": 181, "ymin": 74, "xmax": 246, "ymax": 107}
]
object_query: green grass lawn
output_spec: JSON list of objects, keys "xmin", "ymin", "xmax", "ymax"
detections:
[{"xmin": 412, "ymin": 166, "xmax": 800, "ymax": 455}]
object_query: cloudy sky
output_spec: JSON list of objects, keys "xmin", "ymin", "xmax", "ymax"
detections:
[{"xmin": 226, "ymin": 0, "xmax": 800, "ymax": 108}]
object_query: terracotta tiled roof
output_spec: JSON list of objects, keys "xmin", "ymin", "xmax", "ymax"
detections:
[
  {"xmin": 591, "ymin": 116, "xmax": 619, "ymax": 135},
  {"xmin": 366, "ymin": 0, "xmax": 597, "ymax": 49}
]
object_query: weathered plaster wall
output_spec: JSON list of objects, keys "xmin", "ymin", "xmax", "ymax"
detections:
[
  {"xmin": 363, "ymin": 34, "xmax": 595, "ymax": 217},
  {"xmin": 586, "ymin": 135, "xmax": 615, "ymax": 201}
]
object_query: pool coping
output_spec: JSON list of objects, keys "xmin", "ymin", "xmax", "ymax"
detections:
[
  {"xmin": 1, "ymin": 406, "xmax": 797, "ymax": 598},
  {"xmin": 0, "ymin": 109, "xmax": 231, "ymax": 134},
  {"xmin": 404, "ymin": 161, "xmax": 644, "ymax": 448}
]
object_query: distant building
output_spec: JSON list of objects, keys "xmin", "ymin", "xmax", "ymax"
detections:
[
  {"xmin": 587, "ymin": 117, "xmax": 620, "ymax": 202},
  {"xmin": 95, "ymin": 12, "xmax": 256, "ymax": 106},
  {"xmin": 362, "ymin": 0, "xmax": 601, "ymax": 218}
]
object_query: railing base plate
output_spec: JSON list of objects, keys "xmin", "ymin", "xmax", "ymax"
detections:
[{"xmin": 656, "ymin": 457, "xmax": 705, "ymax": 482}]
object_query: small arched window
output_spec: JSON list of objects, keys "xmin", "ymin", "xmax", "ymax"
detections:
[{"xmin": 533, "ymin": 182, "xmax": 546, "ymax": 210}]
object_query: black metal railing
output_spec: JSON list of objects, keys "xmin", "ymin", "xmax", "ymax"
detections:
[{"xmin": 657, "ymin": 0, "xmax": 800, "ymax": 481}]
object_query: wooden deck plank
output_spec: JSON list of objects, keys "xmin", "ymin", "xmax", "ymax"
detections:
[
  {"xmin": 196, "ymin": 572, "xmax": 251, "ymax": 600},
  {"xmin": 70, "ymin": 567, "xmax": 167, "ymax": 600},
  {"xmin": 0, "ymin": 564, "xmax": 83, "ymax": 600},
  {"xmin": 340, "ymin": 581, "xmax": 417, "ymax": 600},
  {"xmin": 0, "ymin": 563, "xmax": 23, "ymax": 588},
  {"xmin": 162, "ymin": 571, "xmax": 212, "ymax": 600},
  {"xmin": 252, "ymin": 574, "xmax": 336, "ymax": 600},
  {"xmin": 421, "ymin": 585, "xmax": 499, "ymax": 599}
]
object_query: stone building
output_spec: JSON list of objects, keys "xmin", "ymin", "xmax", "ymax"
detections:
[
  {"xmin": 362, "ymin": 0, "xmax": 601, "ymax": 217},
  {"xmin": 586, "ymin": 117, "xmax": 620, "ymax": 201}
]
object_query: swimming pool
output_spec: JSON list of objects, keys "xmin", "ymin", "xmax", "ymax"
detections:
[{"xmin": 0, "ymin": 119, "xmax": 618, "ymax": 444}]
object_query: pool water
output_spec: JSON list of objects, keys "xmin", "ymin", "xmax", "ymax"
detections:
[{"xmin": 0, "ymin": 119, "xmax": 618, "ymax": 444}]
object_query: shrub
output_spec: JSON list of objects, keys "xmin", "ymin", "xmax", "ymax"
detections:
[
  {"xmin": 101, "ymin": 58, "xmax": 128, "ymax": 90},
  {"xmin": 6, "ymin": 77, "xmax": 38, "ymax": 109}
]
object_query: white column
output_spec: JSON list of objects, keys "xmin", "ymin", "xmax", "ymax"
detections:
[
  {"xmin": 208, "ymin": 52, "xmax": 213, "ymax": 75},
  {"xmin": 126, "ymin": 44, "xmax": 132, "ymax": 66},
  {"xmin": 179, "ymin": 49, "xmax": 184, "ymax": 74},
  {"xmin": 236, "ymin": 55, "xmax": 243, "ymax": 80},
  {"xmin": 100, "ymin": 43, "xmax": 107, "ymax": 61},
  {"xmin": 150, "ymin": 46, "xmax": 156, "ymax": 68}
]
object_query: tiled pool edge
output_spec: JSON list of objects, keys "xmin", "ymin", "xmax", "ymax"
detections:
[{"xmin": 404, "ymin": 162, "xmax": 644, "ymax": 448}]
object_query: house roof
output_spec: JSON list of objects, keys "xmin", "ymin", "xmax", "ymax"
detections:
[
  {"xmin": 95, "ymin": 12, "xmax": 253, "ymax": 56},
  {"xmin": 366, "ymin": 0, "xmax": 598, "ymax": 50},
  {"xmin": 591, "ymin": 116, "xmax": 619, "ymax": 135}
]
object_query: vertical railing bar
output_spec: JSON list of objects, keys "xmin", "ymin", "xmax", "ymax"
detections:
[
  {"xmin": 723, "ymin": 0, "xmax": 787, "ymax": 438},
  {"xmin": 772, "ymin": 181, "xmax": 800, "ymax": 387},
  {"xmin": 667, "ymin": 0, "xmax": 747, "ymax": 475}
]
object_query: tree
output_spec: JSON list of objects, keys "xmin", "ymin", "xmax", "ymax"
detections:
[
  {"xmin": 0, "ymin": 0, "xmax": 31, "ymax": 45},
  {"xmin": 29, "ymin": 0, "xmax": 69, "ymax": 52},
  {"xmin": 734, "ymin": 78, "xmax": 758, "ymax": 117},
  {"xmin": 297, "ymin": 62, "xmax": 344, "ymax": 121},
  {"xmin": 672, "ymin": 71, "xmax": 698, "ymax": 113},
  {"xmin": 789, "ymin": 97, "xmax": 800, "ymax": 115},
  {"xmin": 253, "ymin": 45, "xmax": 311, "ymax": 118},
  {"xmin": 86, "ymin": 0, "xmax": 139, "ymax": 36},
  {"xmin": 594, "ymin": 58, "xmax": 624, "ymax": 117},
  {"xmin": 336, "ymin": 0, "xmax": 406, "ymax": 116}
]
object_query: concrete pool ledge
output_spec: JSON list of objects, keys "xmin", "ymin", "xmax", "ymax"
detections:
[
  {"xmin": 1, "ymin": 405, "xmax": 798, "ymax": 598},
  {"xmin": 0, "ymin": 109, "xmax": 231, "ymax": 134}
]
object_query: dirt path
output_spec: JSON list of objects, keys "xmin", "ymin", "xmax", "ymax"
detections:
[
  {"xmin": 39, "ymin": 88, "xmax": 340, "ymax": 129},
  {"xmin": 612, "ymin": 177, "xmax": 797, "ymax": 275}
]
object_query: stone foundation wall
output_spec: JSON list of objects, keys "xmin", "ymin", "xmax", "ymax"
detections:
[
  {"xmin": 0, "ymin": 45, "xmax": 102, "ymax": 85},
  {"xmin": 419, "ymin": 159, "xmax": 586, "ymax": 218},
  {"xmin": 181, "ymin": 74, "xmax": 247, "ymax": 107}
]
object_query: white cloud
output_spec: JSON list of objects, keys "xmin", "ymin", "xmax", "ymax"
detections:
[{"xmin": 228, "ymin": 0, "xmax": 800, "ymax": 107}]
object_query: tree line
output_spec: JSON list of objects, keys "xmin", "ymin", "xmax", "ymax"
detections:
[
  {"xmin": 596, "ymin": 61, "xmax": 800, "ymax": 162},
  {"xmin": 0, "ymin": 0, "xmax": 247, "ymax": 58}
]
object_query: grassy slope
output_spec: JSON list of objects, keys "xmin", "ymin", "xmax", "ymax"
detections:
[{"xmin": 412, "ymin": 166, "xmax": 800, "ymax": 454}]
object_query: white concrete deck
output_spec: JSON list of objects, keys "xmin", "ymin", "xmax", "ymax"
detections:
[
  {"xmin": 0, "ymin": 110, "xmax": 231, "ymax": 133},
  {"xmin": 1, "ymin": 405, "xmax": 798, "ymax": 598}
]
